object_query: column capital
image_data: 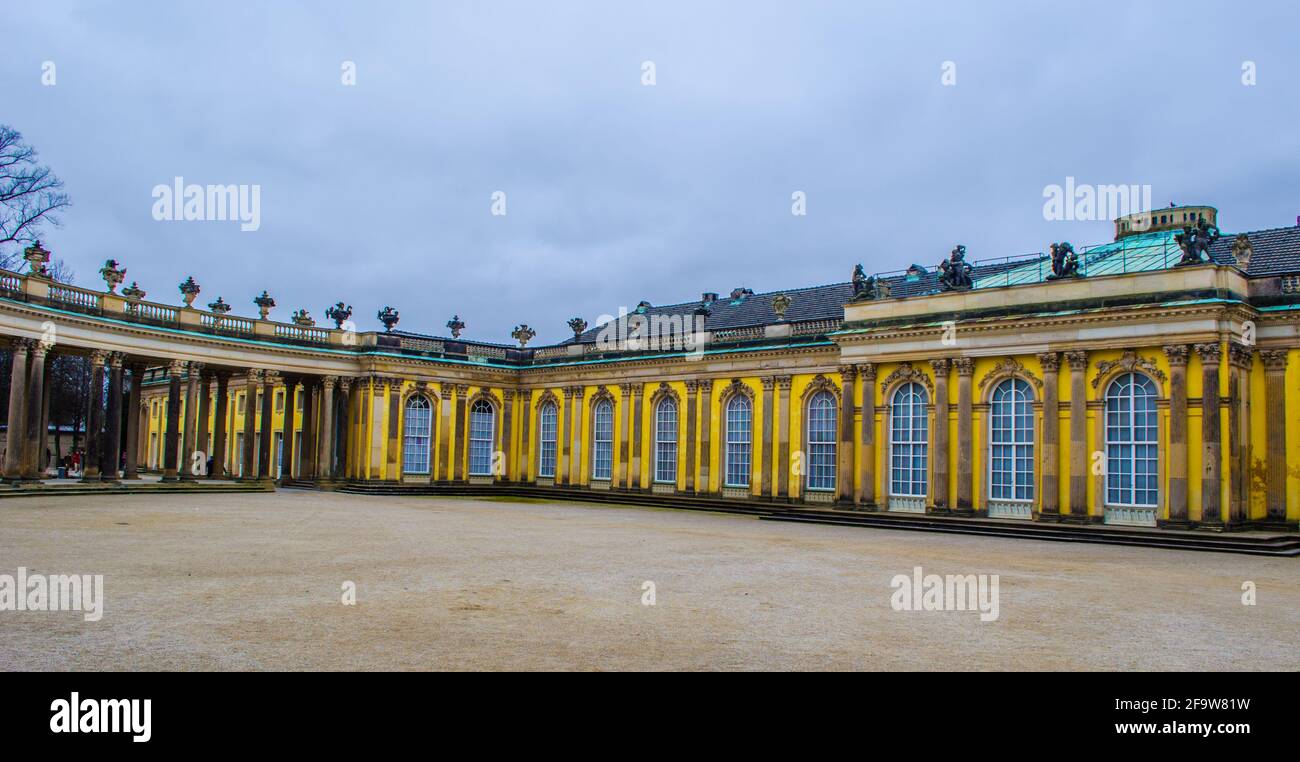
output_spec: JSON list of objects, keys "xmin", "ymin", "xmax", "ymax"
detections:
[
  {"xmin": 856, "ymin": 361, "xmax": 876, "ymax": 381},
  {"xmin": 684, "ymin": 379, "xmax": 699, "ymax": 392},
  {"xmin": 10, "ymin": 337, "xmax": 36, "ymax": 352},
  {"xmin": 761, "ymin": 376, "xmax": 775, "ymax": 391},
  {"xmin": 699, "ymin": 378, "xmax": 713, "ymax": 392},
  {"xmin": 1064, "ymin": 350, "xmax": 1088, "ymax": 371},
  {"xmin": 262, "ymin": 369, "xmax": 280, "ymax": 385},
  {"xmin": 501, "ymin": 388, "xmax": 515, "ymax": 401},
  {"xmin": 1162, "ymin": 344, "xmax": 1190, "ymax": 367},
  {"xmin": 838, "ymin": 364, "xmax": 856, "ymax": 381},
  {"xmin": 775, "ymin": 374, "xmax": 792, "ymax": 391},
  {"xmin": 952, "ymin": 357, "xmax": 974, "ymax": 376},
  {"xmin": 321, "ymin": 374, "xmax": 338, "ymax": 387},
  {"xmin": 929, "ymin": 358, "xmax": 950, "ymax": 375},
  {"xmin": 91, "ymin": 349, "xmax": 111, "ymax": 367},
  {"xmin": 107, "ymin": 351, "xmax": 126, "ymax": 368},
  {"xmin": 339, "ymin": 376, "xmax": 354, "ymax": 393},
  {"xmin": 1194, "ymin": 342, "xmax": 1221, "ymax": 365},
  {"xmin": 167, "ymin": 359, "xmax": 186, "ymax": 377},
  {"xmin": 628, "ymin": 382, "xmax": 644, "ymax": 394},
  {"xmin": 456, "ymin": 383, "xmax": 472, "ymax": 396},
  {"xmin": 1036, "ymin": 352, "xmax": 1060, "ymax": 373},
  {"xmin": 1259, "ymin": 348, "xmax": 1289, "ymax": 372},
  {"xmin": 1228, "ymin": 343, "xmax": 1254, "ymax": 370},
  {"xmin": 30, "ymin": 341, "xmax": 50, "ymax": 361}
]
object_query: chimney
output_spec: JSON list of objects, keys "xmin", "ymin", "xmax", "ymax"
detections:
[{"xmin": 701, "ymin": 292, "xmax": 718, "ymax": 304}]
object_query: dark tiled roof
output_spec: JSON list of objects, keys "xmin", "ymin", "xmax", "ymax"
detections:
[{"xmin": 1208, "ymin": 225, "xmax": 1300, "ymax": 276}]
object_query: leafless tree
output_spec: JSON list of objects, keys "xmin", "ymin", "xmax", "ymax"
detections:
[{"xmin": 0, "ymin": 125, "xmax": 71, "ymax": 269}]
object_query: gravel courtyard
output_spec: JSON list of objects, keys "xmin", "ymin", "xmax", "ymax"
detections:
[{"xmin": 1, "ymin": 490, "xmax": 1296, "ymax": 671}]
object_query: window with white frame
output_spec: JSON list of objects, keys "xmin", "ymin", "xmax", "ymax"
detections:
[
  {"xmin": 890, "ymin": 382, "xmax": 928, "ymax": 497},
  {"xmin": 724, "ymin": 394, "xmax": 752, "ymax": 487},
  {"xmin": 1105, "ymin": 373, "xmax": 1158, "ymax": 507},
  {"xmin": 654, "ymin": 397, "xmax": 677, "ymax": 484},
  {"xmin": 989, "ymin": 378, "xmax": 1034, "ymax": 501},
  {"xmin": 468, "ymin": 399, "xmax": 495, "ymax": 476},
  {"xmin": 538, "ymin": 402, "xmax": 558, "ymax": 478},
  {"xmin": 402, "ymin": 394, "xmax": 433, "ymax": 475},
  {"xmin": 591, "ymin": 400, "xmax": 613, "ymax": 480},
  {"xmin": 805, "ymin": 391, "xmax": 837, "ymax": 491}
]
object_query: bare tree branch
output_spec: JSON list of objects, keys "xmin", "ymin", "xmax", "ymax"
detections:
[{"xmin": 0, "ymin": 125, "xmax": 72, "ymax": 252}]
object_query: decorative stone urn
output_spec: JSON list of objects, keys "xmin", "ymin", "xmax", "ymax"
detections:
[
  {"xmin": 291, "ymin": 309, "xmax": 315, "ymax": 327},
  {"xmin": 772, "ymin": 293, "xmax": 792, "ymax": 321},
  {"xmin": 567, "ymin": 317, "xmax": 588, "ymax": 338},
  {"xmin": 207, "ymin": 296, "xmax": 232, "ymax": 314},
  {"xmin": 121, "ymin": 282, "xmax": 146, "ymax": 311},
  {"xmin": 253, "ymin": 290, "xmax": 276, "ymax": 320},
  {"xmin": 23, "ymin": 240, "xmax": 51, "ymax": 278},
  {"xmin": 325, "ymin": 302, "xmax": 352, "ymax": 329},
  {"xmin": 446, "ymin": 315, "xmax": 465, "ymax": 338},
  {"xmin": 178, "ymin": 276, "xmax": 201, "ymax": 308},
  {"xmin": 377, "ymin": 306, "xmax": 400, "ymax": 332},
  {"xmin": 99, "ymin": 259, "xmax": 127, "ymax": 293},
  {"xmin": 511, "ymin": 324, "xmax": 537, "ymax": 348}
]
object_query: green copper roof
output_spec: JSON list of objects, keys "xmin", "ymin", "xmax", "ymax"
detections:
[{"xmin": 972, "ymin": 230, "xmax": 1204, "ymax": 289}]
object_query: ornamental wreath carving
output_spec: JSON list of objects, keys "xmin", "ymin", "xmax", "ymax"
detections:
[
  {"xmin": 1090, "ymin": 349, "xmax": 1167, "ymax": 388},
  {"xmin": 977, "ymin": 357, "xmax": 1043, "ymax": 391},
  {"xmin": 879, "ymin": 362, "xmax": 934, "ymax": 396}
]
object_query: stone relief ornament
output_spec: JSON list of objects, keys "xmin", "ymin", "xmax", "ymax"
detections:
[
  {"xmin": 772, "ymin": 293, "xmax": 792, "ymax": 321},
  {"xmin": 1230, "ymin": 233, "xmax": 1253, "ymax": 271},
  {"xmin": 1091, "ymin": 349, "xmax": 1167, "ymax": 388},
  {"xmin": 178, "ymin": 276, "xmax": 201, "ymax": 307},
  {"xmin": 511, "ymin": 324, "xmax": 536, "ymax": 347},
  {"xmin": 879, "ymin": 362, "xmax": 934, "ymax": 395},
  {"xmin": 1174, "ymin": 217, "xmax": 1220, "ymax": 266},
  {"xmin": 938, "ymin": 244, "xmax": 973, "ymax": 291},
  {"xmin": 977, "ymin": 357, "xmax": 1043, "ymax": 390},
  {"xmin": 377, "ymin": 306, "xmax": 400, "ymax": 332},
  {"xmin": 253, "ymin": 290, "xmax": 276, "ymax": 320},
  {"xmin": 446, "ymin": 315, "xmax": 465, "ymax": 338},
  {"xmin": 325, "ymin": 302, "xmax": 352, "ymax": 329},
  {"xmin": 1046, "ymin": 242, "xmax": 1080, "ymax": 280},
  {"xmin": 291, "ymin": 309, "xmax": 316, "ymax": 327},
  {"xmin": 99, "ymin": 259, "xmax": 126, "ymax": 293}
]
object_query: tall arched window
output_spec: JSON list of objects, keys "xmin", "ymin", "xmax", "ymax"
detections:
[
  {"xmin": 468, "ymin": 399, "xmax": 495, "ymax": 476},
  {"xmin": 724, "ymin": 395, "xmax": 752, "ymax": 488},
  {"xmin": 538, "ymin": 402, "xmax": 558, "ymax": 478},
  {"xmin": 805, "ymin": 391, "xmax": 837, "ymax": 491},
  {"xmin": 592, "ymin": 400, "xmax": 613, "ymax": 480},
  {"xmin": 402, "ymin": 394, "xmax": 433, "ymax": 475},
  {"xmin": 890, "ymin": 382, "xmax": 928, "ymax": 497},
  {"xmin": 989, "ymin": 378, "xmax": 1033, "ymax": 502},
  {"xmin": 654, "ymin": 397, "xmax": 677, "ymax": 484},
  {"xmin": 1105, "ymin": 373, "xmax": 1158, "ymax": 507}
]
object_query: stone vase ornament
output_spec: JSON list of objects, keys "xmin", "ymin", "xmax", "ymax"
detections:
[
  {"xmin": 772, "ymin": 293, "xmax": 792, "ymax": 321},
  {"xmin": 511, "ymin": 324, "xmax": 536, "ymax": 348},
  {"xmin": 178, "ymin": 276, "xmax": 201, "ymax": 308},
  {"xmin": 253, "ymin": 290, "xmax": 276, "ymax": 320},
  {"xmin": 23, "ymin": 240, "xmax": 51, "ymax": 278},
  {"xmin": 291, "ymin": 309, "xmax": 315, "ymax": 327},
  {"xmin": 567, "ymin": 317, "xmax": 588, "ymax": 339},
  {"xmin": 377, "ymin": 306, "xmax": 400, "ymax": 332},
  {"xmin": 121, "ymin": 282, "xmax": 146, "ymax": 312},
  {"xmin": 207, "ymin": 296, "xmax": 231, "ymax": 314},
  {"xmin": 99, "ymin": 259, "xmax": 127, "ymax": 293},
  {"xmin": 325, "ymin": 302, "xmax": 352, "ymax": 329},
  {"xmin": 446, "ymin": 315, "xmax": 465, "ymax": 339}
]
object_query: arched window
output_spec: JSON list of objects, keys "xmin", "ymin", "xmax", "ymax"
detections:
[
  {"xmin": 724, "ymin": 395, "xmax": 752, "ymax": 488},
  {"xmin": 537, "ymin": 402, "xmax": 558, "ymax": 478},
  {"xmin": 805, "ymin": 391, "xmax": 837, "ymax": 491},
  {"xmin": 1105, "ymin": 373, "xmax": 1158, "ymax": 507},
  {"xmin": 890, "ymin": 382, "xmax": 928, "ymax": 497},
  {"xmin": 989, "ymin": 378, "xmax": 1033, "ymax": 502},
  {"xmin": 402, "ymin": 394, "xmax": 433, "ymax": 475},
  {"xmin": 591, "ymin": 399, "xmax": 613, "ymax": 480},
  {"xmin": 654, "ymin": 397, "xmax": 677, "ymax": 484},
  {"xmin": 468, "ymin": 399, "xmax": 495, "ymax": 476}
]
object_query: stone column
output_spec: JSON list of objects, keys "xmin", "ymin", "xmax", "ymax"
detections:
[
  {"xmin": 22, "ymin": 341, "xmax": 49, "ymax": 479},
  {"xmin": 124, "ymin": 363, "xmax": 145, "ymax": 479},
  {"xmin": 258, "ymin": 370, "xmax": 277, "ymax": 479},
  {"xmin": 684, "ymin": 380, "xmax": 698, "ymax": 492},
  {"xmin": 84, "ymin": 350, "xmax": 108, "ymax": 480},
  {"xmin": 501, "ymin": 389, "xmax": 515, "ymax": 481},
  {"xmin": 857, "ymin": 363, "xmax": 876, "ymax": 508},
  {"xmin": 181, "ymin": 361, "xmax": 202, "ymax": 479},
  {"xmin": 386, "ymin": 378, "xmax": 402, "ymax": 479},
  {"xmin": 1195, "ymin": 343, "xmax": 1222, "ymax": 526},
  {"xmin": 568, "ymin": 386, "xmax": 584, "ymax": 484},
  {"xmin": 1161, "ymin": 345, "xmax": 1190, "ymax": 525},
  {"xmin": 760, "ymin": 376, "xmax": 775, "ymax": 497},
  {"xmin": 617, "ymin": 384, "xmax": 631, "ymax": 487},
  {"xmin": 699, "ymin": 379, "xmax": 713, "ymax": 495},
  {"xmin": 338, "ymin": 377, "xmax": 353, "ymax": 479},
  {"xmin": 837, "ymin": 365, "xmax": 856, "ymax": 503},
  {"xmin": 241, "ymin": 370, "xmax": 260, "ymax": 479},
  {"xmin": 953, "ymin": 357, "xmax": 974, "ymax": 514},
  {"xmin": 929, "ymin": 359, "xmax": 950, "ymax": 513},
  {"xmin": 100, "ymin": 352, "xmax": 124, "ymax": 481},
  {"xmin": 1064, "ymin": 351, "xmax": 1089, "ymax": 519},
  {"xmin": 1036, "ymin": 353, "xmax": 1061, "ymax": 518},
  {"xmin": 212, "ymin": 372, "xmax": 230, "ymax": 478},
  {"xmin": 452, "ymin": 384, "xmax": 468, "ymax": 482},
  {"xmin": 39, "ymin": 352, "xmax": 52, "ymax": 471},
  {"xmin": 192, "ymin": 369, "xmax": 210, "ymax": 475},
  {"xmin": 630, "ymin": 383, "xmax": 644, "ymax": 489},
  {"xmin": 3, "ymin": 339, "xmax": 32, "ymax": 480},
  {"xmin": 162, "ymin": 359, "xmax": 185, "ymax": 481},
  {"xmin": 519, "ymin": 388, "xmax": 532, "ymax": 482},
  {"xmin": 280, "ymin": 376, "xmax": 297, "ymax": 480},
  {"xmin": 776, "ymin": 375, "xmax": 792, "ymax": 499},
  {"xmin": 557, "ymin": 389, "xmax": 571, "ymax": 485},
  {"xmin": 1227, "ymin": 344, "xmax": 1252, "ymax": 526},
  {"xmin": 317, "ymin": 376, "xmax": 336, "ymax": 481},
  {"xmin": 1260, "ymin": 349, "xmax": 1289, "ymax": 523}
]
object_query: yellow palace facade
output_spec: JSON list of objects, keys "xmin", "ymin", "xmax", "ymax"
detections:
[{"xmin": 3, "ymin": 204, "xmax": 1296, "ymax": 541}]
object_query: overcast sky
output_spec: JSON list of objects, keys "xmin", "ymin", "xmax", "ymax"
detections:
[{"xmin": 4, "ymin": 1, "xmax": 1298, "ymax": 344}]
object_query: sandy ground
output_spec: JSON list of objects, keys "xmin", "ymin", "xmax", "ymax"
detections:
[{"xmin": 0, "ymin": 490, "xmax": 1296, "ymax": 671}]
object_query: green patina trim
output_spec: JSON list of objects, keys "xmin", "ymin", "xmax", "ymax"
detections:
[{"xmin": 523, "ymin": 340, "xmax": 835, "ymax": 369}]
